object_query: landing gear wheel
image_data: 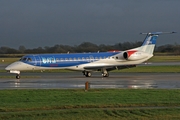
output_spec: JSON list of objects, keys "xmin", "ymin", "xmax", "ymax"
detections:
[
  {"xmin": 16, "ymin": 74, "xmax": 20, "ymax": 79},
  {"xmin": 86, "ymin": 72, "xmax": 91, "ymax": 77},
  {"xmin": 84, "ymin": 71, "xmax": 91, "ymax": 77}
]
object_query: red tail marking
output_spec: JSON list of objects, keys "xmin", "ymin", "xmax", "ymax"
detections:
[{"xmin": 127, "ymin": 50, "xmax": 137, "ymax": 57}]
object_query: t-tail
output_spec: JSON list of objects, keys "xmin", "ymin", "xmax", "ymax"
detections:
[
  {"xmin": 137, "ymin": 32, "xmax": 176, "ymax": 55},
  {"xmin": 122, "ymin": 31, "xmax": 176, "ymax": 61}
]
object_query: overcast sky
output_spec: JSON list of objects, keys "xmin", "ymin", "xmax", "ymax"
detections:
[{"xmin": 0, "ymin": 0, "xmax": 179, "ymax": 49}]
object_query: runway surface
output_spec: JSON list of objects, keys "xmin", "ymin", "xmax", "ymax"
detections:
[{"xmin": 0, "ymin": 72, "xmax": 180, "ymax": 89}]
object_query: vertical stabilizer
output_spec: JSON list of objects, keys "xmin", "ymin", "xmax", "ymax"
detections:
[{"xmin": 139, "ymin": 32, "xmax": 176, "ymax": 54}]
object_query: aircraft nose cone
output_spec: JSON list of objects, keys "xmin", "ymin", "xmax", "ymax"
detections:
[
  {"xmin": 5, "ymin": 66, "xmax": 10, "ymax": 70},
  {"xmin": 5, "ymin": 63, "xmax": 14, "ymax": 70},
  {"xmin": 5, "ymin": 61, "xmax": 22, "ymax": 71}
]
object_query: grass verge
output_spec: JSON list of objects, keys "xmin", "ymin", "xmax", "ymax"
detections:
[
  {"xmin": 0, "ymin": 89, "xmax": 180, "ymax": 119},
  {"xmin": 149, "ymin": 56, "xmax": 180, "ymax": 62}
]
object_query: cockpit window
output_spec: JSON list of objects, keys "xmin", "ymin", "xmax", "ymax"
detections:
[
  {"xmin": 20, "ymin": 57, "xmax": 32, "ymax": 62},
  {"xmin": 22, "ymin": 57, "xmax": 27, "ymax": 61},
  {"xmin": 27, "ymin": 58, "xmax": 32, "ymax": 62}
]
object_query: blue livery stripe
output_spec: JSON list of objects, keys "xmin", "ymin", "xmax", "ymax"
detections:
[{"xmin": 21, "ymin": 52, "xmax": 120, "ymax": 67}]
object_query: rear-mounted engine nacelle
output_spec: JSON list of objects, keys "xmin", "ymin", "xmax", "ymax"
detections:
[
  {"xmin": 123, "ymin": 51, "xmax": 149, "ymax": 61},
  {"xmin": 123, "ymin": 52, "xmax": 128, "ymax": 60}
]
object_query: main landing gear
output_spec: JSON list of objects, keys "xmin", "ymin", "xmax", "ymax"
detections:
[
  {"xmin": 101, "ymin": 68, "xmax": 109, "ymax": 77},
  {"xmin": 83, "ymin": 69, "xmax": 109, "ymax": 77},
  {"xmin": 102, "ymin": 72, "xmax": 109, "ymax": 77},
  {"xmin": 83, "ymin": 71, "xmax": 92, "ymax": 77}
]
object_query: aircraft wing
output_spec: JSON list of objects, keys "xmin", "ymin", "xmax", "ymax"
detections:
[{"xmin": 84, "ymin": 65, "xmax": 136, "ymax": 71}]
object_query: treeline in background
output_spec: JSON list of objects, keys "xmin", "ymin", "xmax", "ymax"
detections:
[{"xmin": 0, "ymin": 41, "xmax": 180, "ymax": 56}]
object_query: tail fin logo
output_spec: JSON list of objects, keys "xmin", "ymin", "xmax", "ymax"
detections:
[
  {"xmin": 142, "ymin": 35, "xmax": 158, "ymax": 46},
  {"xmin": 148, "ymin": 36, "xmax": 157, "ymax": 45}
]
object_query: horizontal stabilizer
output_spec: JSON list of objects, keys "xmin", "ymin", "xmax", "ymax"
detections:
[{"xmin": 140, "ymin": 31, "xmax": 176, "ymax": 35}]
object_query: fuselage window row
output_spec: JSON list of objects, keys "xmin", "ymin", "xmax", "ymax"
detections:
[
  {"xmin": 55, "ymin": 56, "xmax": 108, "ymax": 62},
  {"xmin": 20, "ymin": 56, "xmax": 111, "ymax": 63}
]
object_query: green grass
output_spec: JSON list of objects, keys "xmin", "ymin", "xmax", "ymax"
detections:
[
  {"xmin": 1, "ymin": 108, "xmax": 180, "ymax": 120},
  {"xmin": 1, "ymin": 89, "xmax": 180, "ymax": 110},
  {"xmin": 0, "ymin": 89, "xmax": 180, "ymax": 120},
  {"xmin": 149, "ymin": 56, "xmax": 180, "ymax": 62},
  {"xmin": 0, "ymin": 58, "xmax": 19, "ymax": 64}
]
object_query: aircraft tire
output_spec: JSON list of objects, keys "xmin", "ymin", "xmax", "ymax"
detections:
[
  {"xmin": 16, "ymin": 74, "xmax": 20, "ymax": 79},
  {"xmin": 85, "ymin": 72, "xmax": 91, "ymax": 77}
]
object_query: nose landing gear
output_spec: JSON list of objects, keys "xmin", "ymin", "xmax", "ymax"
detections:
[
  {"xmin": 7, "ymin": 70, "xmax": 21, "ymax": 79},
  {"xmin": 16, "ymin": 74, "xmax": 20, "ymax": 79}
]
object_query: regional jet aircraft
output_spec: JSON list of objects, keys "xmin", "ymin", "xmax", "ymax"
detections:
[{"xmin": 5, "ymin": 32, "xmax": 175, "ymax": 79}]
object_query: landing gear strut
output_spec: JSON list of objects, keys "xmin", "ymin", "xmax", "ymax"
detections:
[
  {"xmin": 101, "ymin": 69, "xmax": 109, "ymax": 77},
  {"xmin": 102, "ymin": 72, "xmax": 109, "ymax": 77},
  {"xmin": 16, "ymin": 74, "xmax": 20, "ymax": 79}
]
